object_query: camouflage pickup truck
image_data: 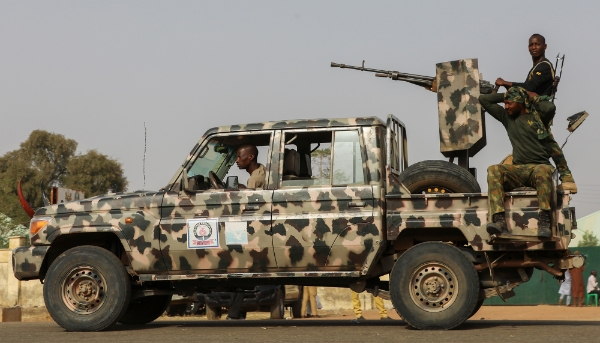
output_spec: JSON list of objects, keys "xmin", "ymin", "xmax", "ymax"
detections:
[{"xmin": 12, "ymin": 114, "xmax": 583, "ymax": 331}]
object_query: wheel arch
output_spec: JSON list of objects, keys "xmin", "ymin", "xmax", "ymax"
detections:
[
  {"xmin": 40, "ymin": 231, "xmax": 132, "ymax": 282},
  {"xmin": 392, "ymin": 227, "xmax": 473, "ymax": 252}
]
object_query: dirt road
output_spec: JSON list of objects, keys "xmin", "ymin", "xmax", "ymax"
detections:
[{"xmin": 5, "ymin": 306, "xmax": 600, "ymax": 342}]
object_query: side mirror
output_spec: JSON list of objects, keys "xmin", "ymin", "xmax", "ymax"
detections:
[
  {"xmin": 226, "ymin": 176, "xmax": 239, "ymax": 190},
  {"xmin": 567, "ymin": 111, "xmax": 588, "ymax": 133}
]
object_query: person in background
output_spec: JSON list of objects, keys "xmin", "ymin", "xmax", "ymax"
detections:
[
  {"xmin": 569, "ymin": 251, "xmax": 585, "ymax": 307},
  {"xmin": 558, "ymin": 269, "xmax": 572, "ymax": 307},
  {"xmin": 301, "ymin": 286, "xmax": 318, "ymax": 318},
  {"xmin": 351, "ymin": 290, "xmax": 392, "ymax": 322},
  {"xmin": 587, "ymin": 270, "xmax": 600, "ymax": 298}
]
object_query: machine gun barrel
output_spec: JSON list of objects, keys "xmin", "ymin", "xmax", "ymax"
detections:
[
  {"xmin": 331, "ymin": 61, "xmax": 494, "ymax": 94},
  {"xmin": 331, "ymin": 62, "xmax": 434, "ymax": 88}
]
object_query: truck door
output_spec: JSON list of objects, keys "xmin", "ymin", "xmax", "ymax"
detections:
[
  {"xmin": 159, "ymin": 131, "xmax": 278, "ymax": 274},
  {"xmin": 271, "ymin": 128, "xmax": 375, "ymax": 271}
]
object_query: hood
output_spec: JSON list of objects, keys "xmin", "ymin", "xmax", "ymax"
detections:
[{"xmin": 34, "ymin": 190, "xmax": 163, "ymax": 216}]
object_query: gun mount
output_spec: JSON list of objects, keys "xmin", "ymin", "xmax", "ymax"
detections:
[{"xmin": 332, "ymin": 59, "xmax": 489, "ymax": 171}]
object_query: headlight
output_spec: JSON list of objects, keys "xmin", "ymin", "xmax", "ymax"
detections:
[{"xmin": 29, "ymin": 217, "xmax": 51, "ymax": 236}]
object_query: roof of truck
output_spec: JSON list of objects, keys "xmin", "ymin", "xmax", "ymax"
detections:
[{"xmin": 205, "ymin": 116, "xmax": 386, "ymax": 135}]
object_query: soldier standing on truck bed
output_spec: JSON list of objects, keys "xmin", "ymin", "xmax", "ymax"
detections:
[
  {"xmin": 479, "ymin": 87, "xmax": 557, "ymax": 237},
  {"xmin": 495, "ymin": 33, "xmax": 577, "ymax": 193}
]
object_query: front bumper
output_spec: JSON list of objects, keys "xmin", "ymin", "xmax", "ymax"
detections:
[{"xmin": 12, "ymin": 245, "xmax": 49, "ymax": 281}]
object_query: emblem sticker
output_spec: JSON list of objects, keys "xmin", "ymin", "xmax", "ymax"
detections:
[
  {"xmin": 225, "ymin": 221, "xmax": 249, "ymax": 245},
  {"xmin": 187, "ymin": 219, "xmax": 219, "ymax": 248}
]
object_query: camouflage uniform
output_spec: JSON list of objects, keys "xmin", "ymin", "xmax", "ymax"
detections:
[
  {"xmin": 514, "ymin": 58, "xmax": 574, "ymax": 183},
  {"xmin": 487, "ymin": 163, "xmax": 554, "ymax": 215},
  {"xmin": 480, "ymin": 88, "xmax": 555, "ymax": 216}
]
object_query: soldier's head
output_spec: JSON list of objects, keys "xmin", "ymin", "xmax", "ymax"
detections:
[
  {"xmin": 504, "ymin": 87, "xmax": 527, "ymax": 116},
  {"xmin": 529, "ymin": 34, "xmax": 547, "ymax": 58},
  {"xmin": 236, "ymin": 145, "xmax": 258, "ymax": 170},
  {"xmin": 592, "ymin": 270, "xmax": 598, "ymax": 277}
]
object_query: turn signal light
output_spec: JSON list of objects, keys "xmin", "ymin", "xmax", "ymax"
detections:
[{"xmin": 29, "ymin": 217, "xmax": 50, "ymax": 236}]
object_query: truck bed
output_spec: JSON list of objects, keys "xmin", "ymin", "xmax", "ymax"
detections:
[{"xmin": 385, "ymin": 190, "xmax": 575, "ymax": 251}]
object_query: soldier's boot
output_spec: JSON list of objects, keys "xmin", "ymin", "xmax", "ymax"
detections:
[
  {"xmin": 538, "ymin": 210, "xmax": 552, "ymax": 238},
  {"xmin": 557, "ymin": 182, "xmax": 578, "ymax": 194},
  {"xmin": 486, "ymin": 212, "xmax": 508, "ymax": 235}
]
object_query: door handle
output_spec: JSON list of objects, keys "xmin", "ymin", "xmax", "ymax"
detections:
[
  {"xmin": 349, "ymin": 201, "xmax": 365, "ymax": 208},
  {"xmin": 243, "ymin": 205, "xmax": 260, "ymax": 212}
]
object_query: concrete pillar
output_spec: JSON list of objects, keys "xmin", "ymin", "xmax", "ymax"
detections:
[
  {"xmin": 8, "ymin": 236, "xmax": 27, "ymax": 249},
  {"xmin": 2, "ymin": 307, "xmax": 22, "ymax": 322},
  {"xmin": 6, "ymin": 236, "xmax": 27, "ymax": 307}
]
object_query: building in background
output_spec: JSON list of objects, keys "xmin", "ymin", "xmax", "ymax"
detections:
[{"xmin": 49, "ymin": 187, "xmax": 85, "ymax": 205}]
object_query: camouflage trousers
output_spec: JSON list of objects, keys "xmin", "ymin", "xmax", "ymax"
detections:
[
  {"xmin": 487, "ymin": 164, "xmax": 555, "ymax": 215},
  {"xmin": 546, "ymin": 131, "xmax": 575, "ymax": 183}
]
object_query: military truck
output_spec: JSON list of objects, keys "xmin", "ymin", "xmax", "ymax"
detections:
[{"xmin": 13, "ymin": 59, "xmax": 583, "ymax": 331}]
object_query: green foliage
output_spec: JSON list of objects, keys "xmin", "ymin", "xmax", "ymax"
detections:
[
  {"xmin": 578, "ymin": 230, "xmax": 600, "ymax": 247},
  {"xmin": 0, "ymin": 130, "xmax": 128, "ymax": 225},
  {"xmin": 63, "ymin": 150, "xmax": 128, "ymax": 197},
  {"xmin": 0, "ymin": 212, "xmax": 28, "ymax": 248}
]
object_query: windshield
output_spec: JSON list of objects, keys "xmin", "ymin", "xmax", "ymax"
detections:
[{"xmin": 187, "ymin": 140, "xmax": 233, "ymax": 178}]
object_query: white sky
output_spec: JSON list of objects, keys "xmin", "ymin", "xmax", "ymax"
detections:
[{"xmin": 1, "ymin": 1, "xmax": 599, "ymax": 217}]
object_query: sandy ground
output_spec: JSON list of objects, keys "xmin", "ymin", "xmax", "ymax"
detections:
[{"xmin": 16, "ymin": 305, "xmax": 600, "ymax": 323}]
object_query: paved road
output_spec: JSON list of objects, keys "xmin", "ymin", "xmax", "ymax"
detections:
[{"xmin": 3, "ymin": 319, "xmax": 599, "ymax": 342}]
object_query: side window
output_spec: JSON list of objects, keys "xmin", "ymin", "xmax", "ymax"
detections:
[
  {"xmin": 281, "ymin": 130, "xmax": 364, "ymax": 187},
  {"xmin": 186, "ymin": 133, "xmax": 272, "ymax": 191},
  {"xmin": 332, "ymin": 130, "xmax": 364, "ymax": 185},
  {"xmin": 282, "ymin": 131, "xmax": 332, "ymax": 187}
]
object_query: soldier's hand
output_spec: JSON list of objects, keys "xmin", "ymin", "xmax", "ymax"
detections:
[{"xmin": 495, "ymin": 78, "xmax": 506, "ymax": 87}]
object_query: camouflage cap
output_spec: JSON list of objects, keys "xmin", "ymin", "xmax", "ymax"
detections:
[{"xmin": 504, "ymin": 86, "xmax": 527, "ymax": 103}]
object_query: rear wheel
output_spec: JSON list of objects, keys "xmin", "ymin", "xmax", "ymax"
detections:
[
  {"xmin": 43, "ymin": 246, "xmax": 131, "ymax": 331},
  {"xmin": 390, "ymin": 242, "xmax": 479, "ymax": 330},
  {"xmin": 270, "ymin": 288, "xmax": 285, "ymax": 319},
  {"xmin": 469, "ymin": 298, "xmax": 485, "ymax": 319},
  {"xmin": 399, "ymin": 160, "xmax": 481, "ymax": 194},
  {"xmin": 118, "ymin": 295, "xmax": 171, "ymax": 325}
]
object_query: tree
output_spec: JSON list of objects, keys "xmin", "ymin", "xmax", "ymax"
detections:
[
  {"xmin": 0, "ymin": 212, "xmax": 28, "ymax": 248},
  {"xmin": 578, "ymin": 230, "xmax": 599, "ymax": 247},
  {"xmin": 311, "ymin": 148, "xmax": 331, "ymax": 183},
  {"xmin": 0, "ymin": 130, "xmax": 127, "ymax": 225},
  {"xmin": 63, "ymin": 150, "xmax": 128, "ymax": 197},
  {"xmin": 0, "ymin": 130, "xmax": 77, "ymax": 224}
]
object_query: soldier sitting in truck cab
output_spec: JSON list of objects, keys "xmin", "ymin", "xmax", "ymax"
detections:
[
  {"xmin": 235, "ymin": 144, "xmax": 266, "ymax": 189},
  {"xmin": 479, "ymin": 87, "xmax": 556, "ymax": 237}
]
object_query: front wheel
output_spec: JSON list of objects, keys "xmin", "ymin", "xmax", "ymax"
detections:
[
  {"xmin": 118, "ymin": 294, "xmax": 171, "ymax": 325},
  {"xmin": 43, "ymin": 246, "xmax": 131, "ymax": 331},
  {"xmin": 390, "ymin": 242, "xmax": 480, "ymax": 330}
]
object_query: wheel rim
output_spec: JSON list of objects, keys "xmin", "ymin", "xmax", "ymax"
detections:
[
  {"xmin": 61, "ymin": 265, "xmax": 107, "ymax": 314},
  {"xmin": 409, "ymin": 262, "xmax": 458, "ymax": 313}
]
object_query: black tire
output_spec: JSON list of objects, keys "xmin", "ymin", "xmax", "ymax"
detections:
[
  {"xmin": 399, "ymin": 160, "xmax": 481, "ymax": 194},
  {"xmin": 270, "ymin": 288, "xmax": 285, "ymax": 319},
  {"xmin": 43, "ymin": 245, "xmax": 131, "ymax": 331},
  {"xmin": 206, "ymin": 305, "xmax": 221, "ymax": 320},
  {"xmin": 390, "ymin": 242, "xmax": 480, "ymax": 330},
  {"xmin": 118, "ymin": 295, "xmax": 171, "ymax": 325},
  {"xmin": 469, "ymin": 298, "xmax": 485, "ymax": 319}
]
